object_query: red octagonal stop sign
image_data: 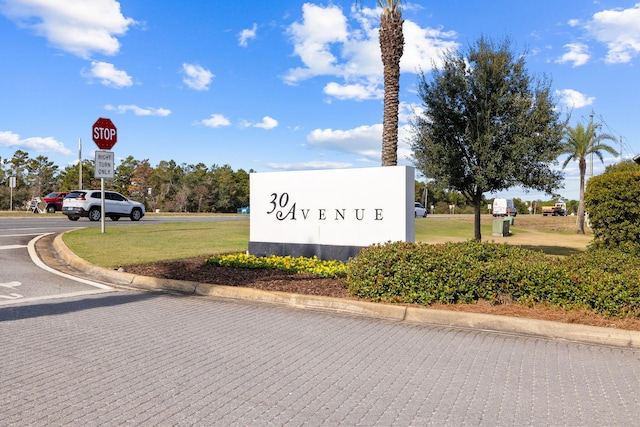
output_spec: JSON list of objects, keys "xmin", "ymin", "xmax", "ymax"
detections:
[{"xmin": 92, "ymin": 117, "xmax": 117, "ymax": 150}]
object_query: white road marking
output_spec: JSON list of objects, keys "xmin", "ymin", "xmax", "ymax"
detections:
[
  {"xmin": 28, "ymin": 233, "xmax": 114, "ymax": 290},
  {"xmin": 0, "ymin": 290, "xmax": 112, "ymax": 306},
  {"xmin": 0, "ymin": 245, "xmax": 27, "ymax": 250},
  {"xmin": 0, "ymin": 281, "xmax": 23, "ymax": 299}
]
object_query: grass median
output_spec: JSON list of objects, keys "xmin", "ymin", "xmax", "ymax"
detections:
[{"xmin": 61, "ymin": 214, "xmax": 591, "ymax": 268}]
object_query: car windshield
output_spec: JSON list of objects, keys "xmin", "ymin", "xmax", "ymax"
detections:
[{"xmin": 65, "ymin": 191, "xmax": 86, "ymax": 199}]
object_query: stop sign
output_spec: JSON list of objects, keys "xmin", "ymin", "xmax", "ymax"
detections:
[{"xmin": 92, "ymin": 117, "xmax": 117, "ymax": 150}]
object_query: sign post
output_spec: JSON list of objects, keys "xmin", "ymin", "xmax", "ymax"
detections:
[
  {"xmin": 9, "ymin": 176, "xmax": 16, "ymax": 211},
  {"xmin": 92, "ymin": 118, "xmax": 117, "ymax": 233}
]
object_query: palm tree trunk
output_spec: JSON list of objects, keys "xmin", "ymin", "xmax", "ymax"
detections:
[{"xmin": 379, "ymin": 8, "xmax": 403, "ymax": 166}]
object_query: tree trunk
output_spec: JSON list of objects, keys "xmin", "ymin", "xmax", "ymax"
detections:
[
  {"xmin": 473, "ymin": 195, "xmax": 482, "ymax": 240},
  {"xmin": 379, "ymin": 10, "xmax": 403, "ymax": 167}
]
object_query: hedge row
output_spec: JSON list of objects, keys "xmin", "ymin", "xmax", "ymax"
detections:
[{"xmin": 345, "ymin": 241, "xmax": 640, "ymax": 318}]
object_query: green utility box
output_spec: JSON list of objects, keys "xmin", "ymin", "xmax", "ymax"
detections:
[{"xmin": 492, "ymin": 218, "xmax": 511, "ymax": 237}]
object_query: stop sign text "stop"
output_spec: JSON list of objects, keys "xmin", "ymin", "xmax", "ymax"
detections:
[{"xmin": 92, "ymin": 117, "xmax": 117, "ymax": 150}]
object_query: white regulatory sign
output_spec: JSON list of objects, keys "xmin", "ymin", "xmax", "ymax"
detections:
[{"xmin": 95, "ymin": 150, "xmax": 114, "ymax": 179}]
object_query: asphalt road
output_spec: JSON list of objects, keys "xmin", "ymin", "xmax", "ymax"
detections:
[{"xmin": 1, "ymin": 214, "xmax": 639, "ymax": 426}]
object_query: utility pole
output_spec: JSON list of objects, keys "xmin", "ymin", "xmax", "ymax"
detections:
[{"xmin": 79, "ymin": 138, "xmax": 82, "ymax": 189}]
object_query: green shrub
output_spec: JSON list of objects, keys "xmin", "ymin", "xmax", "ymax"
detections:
[
  {"xmin": 585, "ymin": 170, "xmax": 640, "ymax": 253},
  {"xmin": 346, "ymin": 241, "xmax": 640, "ymax": 318}
]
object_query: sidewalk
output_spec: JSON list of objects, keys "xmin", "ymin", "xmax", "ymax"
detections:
[{"xmin": 37, "ymin": 232, "xmax": 640, "ymax": 349}]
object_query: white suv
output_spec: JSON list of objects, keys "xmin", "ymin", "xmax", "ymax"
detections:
[{"xmin": 62, "ymin": 190, "xmax": 145, "ymax": 222}]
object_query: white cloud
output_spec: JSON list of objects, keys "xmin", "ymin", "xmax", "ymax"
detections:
[
  {"xmin": 307, "ymin": 124, "xmax": 383, "ymax": 161},
  {"xmin": 324, "ymin": 81, "xmax": 383, "ymax": 101},
  {"xmin": 182, "ymin": 63, "xmax": 214, "ymax": 90},
  {"xmin": 200, "ymin": 114, "xmax": 231, "ymax": 128},
  {"xmin": 401, "ymin": 20, "xmax": 458, "ymax": 72},
  {"xmin": 587, "ymin": 3, "xmax": 640, "ymax": 63},
  {"xmin": 254, "ymin": 116, "xmax": 278, "ymax": 130},
  {"xmin": 306, "ymin": 123, "xmax": 415, "ymax": 164},
  {"xmin": 556, "ymin": 43, "xmax": 591, "ymax": 67},
  {"xmin": 240, "ymin": 116, "xmax": 279, "ymax": 130},
  {"xmin": 284, "ymin": 3, "xmax": 457, "ymax": 101},
  {"xmin": 265, "ymin": 161, "xmax": 353, "ymax": 171},
  {"xmin": 284, "ymin": 3, "xmax": 349, "ymax": 84},
  {"xmin": 105, "ymin": 104, "xmax": 170, "ymax": 116},
  {"xmin": 0, "ymin": 0, "xmax": 136, "ymax": 58},
  {"xmin": 0, "ymin": 130, "xmax": 71, "ymax": 155},
  {"xmin": 556, "ymin": 89, "xmax": 595, "ymax": 109},
  {"xmin": 239, "ymin": 23, "xmax": 257, "ymax": 47},
  {"xmin": 82, "ymin": 61, "xmax": 133, "ymax": 88}
]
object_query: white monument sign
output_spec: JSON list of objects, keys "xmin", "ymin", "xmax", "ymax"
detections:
[{"xmin": 249, "ymin": 166, "xmax": 415, "ymax": 260}]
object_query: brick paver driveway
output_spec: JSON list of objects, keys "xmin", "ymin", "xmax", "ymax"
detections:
[{"xmin": 1, "ymin": 291, "xmax": 639, "ymax": 426}]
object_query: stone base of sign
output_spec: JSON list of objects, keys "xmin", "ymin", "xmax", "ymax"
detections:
[{"xmin": 249, "ymin": 241, "xmax": 364, "ymax": 261}]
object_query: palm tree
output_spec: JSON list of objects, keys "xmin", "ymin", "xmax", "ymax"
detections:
[
  {"xmin": 378, "ymin": 0, "xmax": 404, "ymax": 166},
  {"xmin": 356, "ymin": 1, "xmax": 404, "ymax": 166},
  {"xmin": 561, "ymin": 120, "xmax": 617, "ymax": 234}
]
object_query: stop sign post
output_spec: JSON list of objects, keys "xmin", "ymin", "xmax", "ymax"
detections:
[
  {"xmin": 91, "ymin": 117, "xmax": 117, "ymax": 234},
  {"xmin": 92, "ymin": 117, "xmax": 117, "ymax": 150}
]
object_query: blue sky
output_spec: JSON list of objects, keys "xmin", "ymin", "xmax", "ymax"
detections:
[{"xmin": 1, "ymin": 0, "xmax": 639, "ymax": 201}]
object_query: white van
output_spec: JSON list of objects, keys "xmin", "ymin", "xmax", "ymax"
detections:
[{"xmin": 492, "ymin": 198, "xmax": 517, "ymax": 217}]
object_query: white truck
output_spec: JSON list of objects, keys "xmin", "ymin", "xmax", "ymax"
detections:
[{"xmin": 492, "ymin": 198, "xmax": 517, "ymax": 217}]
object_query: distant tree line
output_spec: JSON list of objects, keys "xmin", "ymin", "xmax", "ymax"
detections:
[
  {"xmin": 1, "ymin": 149, "xmax": 578, "ymax": 214},
  {"xmin": 0, "ymin": 150, "xmax": 251, "ymax": 213}
]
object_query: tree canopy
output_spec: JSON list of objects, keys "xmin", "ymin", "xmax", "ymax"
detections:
[{"xmin": 411, "ymin": 36, "xmax": 566, "ymax": 239}]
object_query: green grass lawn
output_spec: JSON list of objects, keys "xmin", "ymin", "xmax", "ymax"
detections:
[
  {"xmin": 62, "ymin": 216, "xmax": 587, "ymax": 267},
  {"xmin": 62, "ymin": 221, "xmax": 249, "ymax": 267}
]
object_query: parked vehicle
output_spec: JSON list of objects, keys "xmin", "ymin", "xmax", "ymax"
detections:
[
  {"xmin": 492, "ymin": 198, "xmax": 517, "ymax": 217},
  {"xmin": 42, "ymin": 191, "xmax": 69, "ymax": 213},
  {"xmin": 414, "ymin": 202, "xmax": 427, "ymax": 218},
  {"xmin": 62, "ymin": 190, "xmax": 145, "ymax": 221},
  {"xmin": 542, "ymin": 202, "xmax": 567, "ymax": 216}
]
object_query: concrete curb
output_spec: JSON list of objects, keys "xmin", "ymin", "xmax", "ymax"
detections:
[{"xmin": 51, "ymin": 234, "xmax": 640, "ymax": 348}]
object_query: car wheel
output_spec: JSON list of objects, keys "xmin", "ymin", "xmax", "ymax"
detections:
[
  {"xmin": 68, "ymin": 216, "xmax": 79, "ymax": 221},
  {"xmin": 130, "ymin": 208, "xmax": 142, "ymax": 221},
  {"xmin": 423, "ymin": 212, "xmax": 427, "ymax": 218},
  {"xmin": 88, "ymin": 208, "xmax": 101, "ymax": 221},
  {"xmin": 110, "ymin": 216, "xmax": 120, "ymax": 221},
  {"xmin": 46, "ymin": 205, "xmax": 56, "ymax": 214}
]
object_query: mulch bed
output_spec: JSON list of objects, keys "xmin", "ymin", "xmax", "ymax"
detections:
[{"xmin": 123, "ymin": 257, "xmax": 640, "ymax": 331}]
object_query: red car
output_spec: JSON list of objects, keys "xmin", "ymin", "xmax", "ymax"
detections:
[{"xmin": 42, "ymin": 191, "xmax": 69, "ymax": 213}]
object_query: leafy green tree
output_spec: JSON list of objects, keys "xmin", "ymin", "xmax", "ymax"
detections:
[
  {"xmin": 411, "ymin": 37, "xmax": 565, "ymax": 240},
  {"xmin": 561, "ymin": 120, "xmax": 617, "ymax": 234},
  {"xmin": 25, "ymin": 155, "xmax": 58, "ymax": 197},
  {"xmin": 8, "ymin": 150, "xmax": 32, "ymax": 208},
  {"xmin": 211, "ymin": 165, "xmax": 237, "ymax": 212},
  {"xmin": 57, "ymin": 160, "xmax": 98, "ymax": 191},
  {"xmin": 234, "ymin": 168, "xmax": 252, "ymax": 208},
  {"xmin": 130, "ymin": 159, "xmax": 154, "ymax": 209},
  {"xmin": 148, "ymin": 160, "xmax": 185, "ymax": 211},
  {"xmin": 604, "ymin": 159, "xmax": 640, "ymax": 174},
  {"xmin": 113, "ymin": 155, "xmax": 140, "ymax": 196}
]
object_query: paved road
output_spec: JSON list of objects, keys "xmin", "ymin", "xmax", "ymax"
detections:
[
  {"xmin": 2, "ymin": 289, "xmax": 639, "ymax": 426},
  {"xmin": 1, "ymin": 215, "xmax": 639, "ymax": 425}
]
